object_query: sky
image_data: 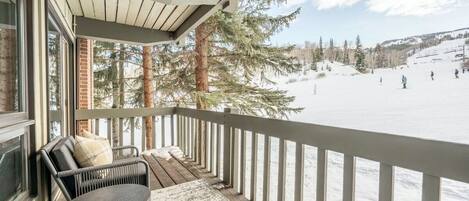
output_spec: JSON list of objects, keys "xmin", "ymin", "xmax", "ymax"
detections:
[{"xmin": 268, "ymin": 0, "xmax": 469, "ymax": 47}]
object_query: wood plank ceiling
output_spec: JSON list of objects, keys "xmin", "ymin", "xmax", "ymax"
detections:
[{"xmin": 66, "ymin": 0, "xmax": 200, "ymax": 32}]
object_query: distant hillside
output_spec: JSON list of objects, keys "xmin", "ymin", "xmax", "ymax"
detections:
[{"xmin": 381, "ymin": 28, "xmax": 469, "ymax": 50}]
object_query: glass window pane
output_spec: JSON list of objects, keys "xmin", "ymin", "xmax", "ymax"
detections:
[
  {"xmin": 0, "ymin": 0, "xmax": 19, "ymax": 113},
  {"xmin": 0, "ymin": 136, "xmax": 24, "ymax": 201},
  {"xmin": 47, "ymin": 18, "xmax": 64, "ymax": 140}
]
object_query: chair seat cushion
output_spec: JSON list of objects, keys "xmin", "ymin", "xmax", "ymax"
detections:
[{"xmin": 74, "ymin": 136, "xmax": 113, "ymax": 168}]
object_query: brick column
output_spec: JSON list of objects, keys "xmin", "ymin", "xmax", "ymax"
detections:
[{"xmin": 77, "ymin": 38, "xmax": 93, "ymax": 133}]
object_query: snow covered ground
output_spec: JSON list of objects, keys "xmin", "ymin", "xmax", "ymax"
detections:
[{"xmin": 266, "ymin": 39, "xmax": 469, "ymax": 201}]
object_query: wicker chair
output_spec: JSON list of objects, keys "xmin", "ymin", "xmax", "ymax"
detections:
[{"xmin": 39, "ymin": 136, "xmax": 149, "ymax": 201}]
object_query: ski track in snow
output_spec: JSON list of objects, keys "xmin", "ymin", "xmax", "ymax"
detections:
[{"xmin": 271, "ymin": 39, "xmax": 469, "ymax": 201}]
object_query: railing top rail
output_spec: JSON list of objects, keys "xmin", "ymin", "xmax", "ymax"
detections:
[
  {"xmin": 175, "ymin": 107, "xmax": 469, "ymax": 184},
  {"xmin": 74, "ymin": 107, "xmax": 469, "ymax": 184},
  {"xmin": 75, "ymin": 107, "xmax": 175, "ymax": 120}
]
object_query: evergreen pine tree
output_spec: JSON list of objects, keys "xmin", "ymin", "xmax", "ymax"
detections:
[
  {"xmin": 153, "ymin": 0, "xmax": 303, "ymax": 118},
  {"xmin": 354, "ymin": 35, "xmax": 366, "ymax": 72},
  {"xmin": 319, "ymin": 37, "xmax": 324, "ymax": 61},
  {"xmin": 343, "ymin": 40, "xmax": 349, "ymax": 64},
  {"xmin": 329, "ymin": 39, "xmax": 334, "ymax": 61},
  {"xmin": 374, "ymin": 44, "xmax": 386, "ymax": 68}
]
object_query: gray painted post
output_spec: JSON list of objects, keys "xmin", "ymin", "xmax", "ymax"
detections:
[
  {"xmin": 422, "ymin": 174, "xmax": 441, "ymax": 201},
  {"xmin": 317, "ymin": 148, "xmax": 327, "ymax": 201},
  {"xmin": 379, "ymin": 163, "xmax": 393, "ymax": 201},
  {"xmin": 263, "ymin": 136, "xmax": 271, "ymax": 201},
  {"xmin": 223, "ymin": 108, "xmax": 232, "ymax": 185},
  {"xmin": 240, "ymin": 129, "xmax": 246, "ymax": 194},
  {"xmin": 277, "ymin": 138, "xmax": 286, "ymax": 201},
  {"xmin": 294, "ymin": 143, "xmax": 304, "ymax": 201},
  {"xmin": 343, "ymin": 155, "xmax": 356, "ymax": 201},
  {"xmin": 250, "ymin": 132, "xmax": 258, "ymax": 201},
  {"xmin": 171, "ymin": 114, "xmax": 174, "ymax": 146}
]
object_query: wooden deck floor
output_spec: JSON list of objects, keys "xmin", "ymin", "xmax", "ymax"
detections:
[{"xmin": 142, "ymin": 149, "xmax": 247, "ymax": 201}]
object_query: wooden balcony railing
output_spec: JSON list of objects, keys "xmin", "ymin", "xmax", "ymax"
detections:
[{"xmin": 75, "ymin": 107, "xmax": 469, "ymax": 201}]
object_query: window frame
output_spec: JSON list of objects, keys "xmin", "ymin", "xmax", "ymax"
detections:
[{"xmin": 0, "ymin": 0, "xmax": 34, "ymax": 200}]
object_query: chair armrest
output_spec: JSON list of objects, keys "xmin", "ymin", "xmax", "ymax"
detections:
[
  {"xmin": 57, "ymin": 158, "xmax": 150, "ymax": 198},
  {"xmin": 112, "ymin": 145, "xmax": 140, "ymax": 159},
  {"xmin": 57, "ymin": 157, "xmax": 148, "ymax": 177}
]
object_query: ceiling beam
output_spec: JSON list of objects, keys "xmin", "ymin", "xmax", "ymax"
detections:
[
  {"xmin": 75, "ymin": 17, "xmax": 174, "ymax": 45},
  {"xmin": 174, "ymin": 0, "xmax": 236, "ymax": 42}
]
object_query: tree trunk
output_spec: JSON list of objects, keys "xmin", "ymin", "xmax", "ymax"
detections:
[
  {"xmin": 111, "ymin": 45, "xmax": 119, "ymax": 147},
  {"xmin": 0, "ymin": 29, "xmax": 17, "ymax": 111},
  {"xmin": 195, "ymin": 22, "xmax": 210, "ymax": 165},
  {"xmin": 118, "ymin": 44, "xmax": 126, "ymax": 148},
  {"xmin": 143, "ymin": 46, "xmax": 154, "ymax": 150}
]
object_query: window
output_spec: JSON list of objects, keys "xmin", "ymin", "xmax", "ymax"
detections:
[
  {"xmin": 0, "ymin": 1, "xmax": 29, "ymax": 200},
  {"xmin": 0, "ymin": 134, "xmax": 25, "ymax": 201},
  {"xmin": 0, "ymin": 0, "xmax": 21, "ymax": 113},
  {"xmin": 47, "ymin": 16, "xmax": 70, "ymax": 140}
]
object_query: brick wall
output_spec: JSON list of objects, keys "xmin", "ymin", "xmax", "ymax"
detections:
[{"xmin": 77, "ymin": 38, "xmax": 92, "ymax": 133}]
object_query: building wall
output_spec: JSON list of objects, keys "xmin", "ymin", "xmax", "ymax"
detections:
[{"xmin": 77, "ymin": 38, "xmax": 92, "ymax": 132}]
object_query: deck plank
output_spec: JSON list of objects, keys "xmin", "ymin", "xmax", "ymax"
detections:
[
  {"xmin": 165, "ymin": 155, "xmax": 198, "ymax": 182},
  {"xmin": 142, "ymin": 148, "xmax": 247, "ymax": 201},
  {"xmin": 143, "ymin": 154, "xmax": 176, "ymax": 188},
  {"xmin": 142, "ymin": 155, "xmax": 163, "ymax": 190},
  {"xmin": 152, "ymin": 153, "xmax": 187, "ymax": 184}
]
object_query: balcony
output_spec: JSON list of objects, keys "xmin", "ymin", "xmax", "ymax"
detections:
[{"xmin": 72, "ymin": 107, "xmax": 469, "ymax": 201}]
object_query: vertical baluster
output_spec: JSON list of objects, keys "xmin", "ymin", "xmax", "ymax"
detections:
[
  {"xmin": 152, "ymin": 116, "xmax": 157, "ymax": 149},
  {"xmin": 277, "ymin": 138, "xmax": 286, "ymax": 201},
  {"xmin": 94, "ymin": 119, "xmax": 100, "ymax": 135},
  {"xmin": 161, "ymin": 116, "xmax": 166, "ymax": 148},
  {"xmin": 240, "ymin": 129, "xmax": 246, "ymax": 194},
  {"xmin": 183, "ymin": 116, "xmax": 187, "ymax": 155},
  {"xmin": 422, "ymin": 174, "xmax": 441, "ymax": 201},
  {"xmin": 107, "ymin": 118, "xmax": 112, "ymax": 146},
  {"xmin": 250, "ymin": 132, "xmax": 258, "ymax": 201},
  {"xmin": 206, "ymin": 121, "xmax": 210, "ymax": 170},
  {"xmin": 223, "ymin": 124, "xmax": 231, "ymax": 184},
  {"xmin": 379, "ymin": 163, "xmax": 393, "ymax": 201},
  {"xmin": 192, "ymin": 118, "xmax": 197, "ymax": 161},
  {"xmin": 294, "ymin": 142, "xmax": 304, "ymax": 201},
  {"xmin": 142, "ymin": 119, "xmax": 146, "ymax": 151},
  {"xmin": 211, "ymin": 122, "xmax": 216, "ymax": 174},
  {"xmin": 170, "ymin": 114, "xmax": 174, "ymax": 146},
  {"xmin": 343, "ymin": 155, "xmax": 356, "ymax": 201},
  {"xmin": 216, "ymin": 124, "xmax": 221, "ymax": 177},
  {"xmin": 119, "ymin": 117, "xmax": 124, "ymax": 147},
  {"xmin": 317, "ymin": 148, "xmax": 328, "ymax": 201},
  {"xmin": 177, "ymin": 115, "xmax": 181, "ymax": 147},
  {"xmin": 263, "ymin": 136, "xmax": 271, "ymax": 201},
  {"xmin": 231, "ymin": 128, "xmax": 238, "ymax": 189},
  {"xmin": 130, "ymin": 117, "xmax": 135, "ymax": 155}
]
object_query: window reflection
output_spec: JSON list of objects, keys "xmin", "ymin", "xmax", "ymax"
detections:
[{"xmin": 0, "ymin": 0, "xmax": 19, "ymax": 113}]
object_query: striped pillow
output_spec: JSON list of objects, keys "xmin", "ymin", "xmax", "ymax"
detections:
[{"xmin": 73, "ymin": 136, "xmax": 113, "ymax": 168}]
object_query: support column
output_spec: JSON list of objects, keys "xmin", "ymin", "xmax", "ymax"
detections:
[{"xmin": 77, "ymin": 38, "xmax": 93, "ymax": 133}]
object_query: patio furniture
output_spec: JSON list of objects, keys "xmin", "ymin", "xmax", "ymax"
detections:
[
  {"xmin": 71, "ymin": 184, "xmax": 150, "ymax": 201},
  {"xmin": 39, "ymin": 136, "xmax": 150, "ymax": 201}
]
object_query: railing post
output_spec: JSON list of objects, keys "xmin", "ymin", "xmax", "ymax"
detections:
[
  {"xmin": 422, "ymin": 174, "xmax": 441, "ymax": 201},
  {"xmin": 343, "ymin": 155, "xmax": 356, "ymax": 201},
  {"xmin": 379, "ymin": 163, "xmax": 393, "ymax": 201},
  {"xmin": 223, "ymin": 108, "xmax": 232, "ymax": 185},
  {"xmin": 170, "ymin": 114, "xmax": 174, "ymax": 146},
  {"xmin": 317, "ymin": 148, "xmax": 327, "ymax": 201}
]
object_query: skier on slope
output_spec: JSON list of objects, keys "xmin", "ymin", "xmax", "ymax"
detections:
[
  {"xmin": 431, "ymin": 71, "xmax": 434, "ymax": 81},
  {"xmin": 380, "ymin": 77, "xmax": 383, "ymax": 85},
  {"xmin": 455, "ymin": 69, "xmax": 459, "ymax": 79},
  {"xmin": 401, "ymin": 75, "xmax": 407, "ymax": 89}
]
